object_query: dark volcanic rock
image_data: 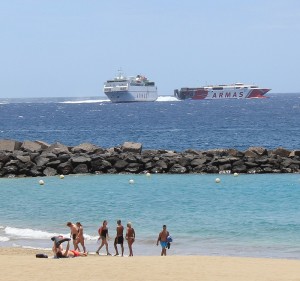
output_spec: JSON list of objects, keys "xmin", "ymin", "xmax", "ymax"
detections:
[
  {"xmin": 57, "ymin": 162, "xmax": 73, "ymax": 175},
  {"xmin": 114, "ymin": 159, "xmax": 128, "ymax": 171},
  {"xmin": 272, "ymin": 147, "xmax": 291, "ymax": 158},
  {"xmin": 34, "ymin": 156, "xmax": 50, "ymax": 167},
  {"xmin": 1, "ymin": 139, "xmax": 300, "ymax": 177},
  {"xmin": 71, "ymin": 155, "xmax": 92, "ymax": 164},
  {"xmin": 169, "ymin": 164, "xmax": 186, "ymax": 173},
  {"xmin": 73, "ymin": 164, "xmax": 89, "ymax": 174},
  {"xmin": 43, "ymin": 167, "xmax": 57, "ymax": 176}
]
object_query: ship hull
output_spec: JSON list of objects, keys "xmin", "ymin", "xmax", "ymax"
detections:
[
  {"xmin": 104, "ymin": 73, "xmax": 158, "ymax": 103},
  {"xmin": 105, "ymin": 87, "xmax": 157, "ymax": 103},
  {"xmin": 174, "ymin": 86, "xmax": 270, "ymax": 100}
]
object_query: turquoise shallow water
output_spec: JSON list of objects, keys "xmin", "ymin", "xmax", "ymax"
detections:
[{"xmin": 1, "ymin": 173, "xmax": 300, "ymax": 258}]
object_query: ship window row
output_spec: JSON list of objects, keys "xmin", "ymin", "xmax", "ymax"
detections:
[
  {"xmin": 106, "ymin": 83, "xmax": 127, "ymax": 86},
  {"xmin": 130, "ymin": 82, "xmax": 155, "ymax": 86},
  {"xmin": 107, "ymin": 79, "xmax": 127, "ymax": 83},
  {"xmin": 137, "ymin": 93, "xmax": 149, "ymax": 98}
]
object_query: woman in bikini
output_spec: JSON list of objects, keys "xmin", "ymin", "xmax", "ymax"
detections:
[
  {"xmin": 96, "ymin": 220, "xmax": 111, "ymax": 255},
  {"xmin": 76, "ymin": 222, "xmax": 86, "ymax": 253},
  {"xmin": 126, "ymin": 222, "xmax": 135, "ymax": 256}
]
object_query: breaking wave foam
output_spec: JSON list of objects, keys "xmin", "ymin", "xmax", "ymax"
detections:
[
  {"xmin": 4, "ymin": 227, "xmax": 62, "ymax": 239},
  {"xmin": 156, "ymin": 96, "xmax": 180, "ymax": 102},
  {"xmin": 60, "ymin": 99, "xmax": 109, "ymax": 104},
  {"xmin": 4, "ymin": 226, "xmax": 97, "ymax": 241}
]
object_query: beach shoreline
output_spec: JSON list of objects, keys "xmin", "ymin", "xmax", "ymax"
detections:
[{"xmin": 2, "ymin": 248, "xmax": 300, "ymax": 281}]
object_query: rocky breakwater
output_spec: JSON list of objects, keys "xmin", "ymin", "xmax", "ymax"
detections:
[{"xmin": 0, "ymin": 139, "xmax": 300, "ymax": 178}]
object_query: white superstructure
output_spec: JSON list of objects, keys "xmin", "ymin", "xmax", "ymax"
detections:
[{"xmin": 103, "ymin": 72, "xmax": 158, "ymax": 103}]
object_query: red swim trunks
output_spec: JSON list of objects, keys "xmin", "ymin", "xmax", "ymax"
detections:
[{"xmin": 70, "ymin": 250, "xmax": 80, "ymax": 257}]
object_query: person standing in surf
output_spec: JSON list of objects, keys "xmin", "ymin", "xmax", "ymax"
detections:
[
  {"xmin": 76, "ymin": 222, "xmax": 86, "ymax": 253},
  {"xmin": 96, "ymin": 220, "xmax": 111, "ymax": 255},
  {"xmin": 156, "ymin": 225, "xmax": 169, "ymax": 256},
  {"xmin": 67, "ymin": 222, "xmax": 79, "ymax": 250},
  {"xmin": 114, "ymin": 219, "xmax": 124, "ymax": 256},
  {"xmin": 125, "ymin": 222, "xmax": 135, "ymax": 257}
]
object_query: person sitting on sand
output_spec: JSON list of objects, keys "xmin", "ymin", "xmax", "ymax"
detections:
[
  {"xmin": 156, "ymin": 225, "xmax": 169, "ymax": 256},
  {"xmin": 125, "ymin": 222, "xmax": 135, "ymax": 257},
  {"xmin": 76, "ymin": 222, "xmax": 86, "ymax": 253},
  {"xmin": 53, "ymin": 240, "xmax": 87, "ymax": 258}
]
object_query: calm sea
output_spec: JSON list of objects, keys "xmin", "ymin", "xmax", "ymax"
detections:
[
  {"xmin": 0, "ymin": 93, "xmax": 299, "ymax": 151},
  {"xmin": 0, "ymin": 94, "xmax": 300, "ymax": 258}
]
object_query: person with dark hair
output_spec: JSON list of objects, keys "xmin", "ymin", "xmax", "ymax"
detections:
[
  {"xmin": 53, "ymin": 240, "xmax": 87, "ymax": 258},
  {"xmin": 156, "ymin": 225, "xmax": 169, "ymax": 256},
  {"xmin": 66, "ymin": 222, "xmax": 79, "ymax": 250},
  {"xmin": 114, "ymin": 219, "xmax": 124, "ymax": 256},
  {"xmin": 76, "ymin": 222, "xmax": 86, "ymax": 253},
  {"xmin": 96, "ymin": 220, "xmax": 111, "ymax": 255}
]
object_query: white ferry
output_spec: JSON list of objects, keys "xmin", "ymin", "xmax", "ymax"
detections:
[
  {"xmin": 174, "ymin": 83, "xmax": 271, "ymax": 100},
  {"xmin": 103, "ymin": 72, "xmax": 158, "ymax": 103}
]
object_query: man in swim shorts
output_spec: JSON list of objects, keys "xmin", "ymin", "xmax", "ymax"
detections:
[
  {"xmin": 66, "ymin": 222, "xmax": 79, "ymax": 250},
  {"xmin": 114, "ymin": 219, "xmax": 124, "ymax": 256},
  {"xmin": 156, "ymin": 225, "xmax": 169, "ymax": 256}
]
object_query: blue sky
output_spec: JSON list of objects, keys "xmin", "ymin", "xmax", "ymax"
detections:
[{"xmin": 1, "ymin": 0, "xmax": 299, "ymax": 98}]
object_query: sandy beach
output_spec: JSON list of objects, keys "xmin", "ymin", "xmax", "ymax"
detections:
[{"xmin": 1, "ymin": 248, "xmax": 300, "ymax": 281}]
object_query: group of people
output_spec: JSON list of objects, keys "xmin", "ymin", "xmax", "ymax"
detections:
[
  {"xmin": 52, "ymin": 220, "xmax": 170, "ymax": 258},
  {"xmin": 96, "ymin": 220, "xmax": 136, "ymax": 257},
  {"xmin": 67, "ymin": 221, "xmax": 86, "ymax": 253}
]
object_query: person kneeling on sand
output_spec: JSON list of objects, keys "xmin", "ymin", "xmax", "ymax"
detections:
[{"xmin": 53, "ymin": 240, "xmax": 87, "ymax": 258}]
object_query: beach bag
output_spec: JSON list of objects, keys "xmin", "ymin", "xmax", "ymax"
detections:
[
  {"xmin": 167, "ymin": 235, "xmax": 173, "ymax": 243},
  {"xmin": 167, "ymin": 235, "xmax": 172, "ymax": 249},
  {"xmin": 36, "ymin": 253, "xmax": 48, "ymax": 258}
]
